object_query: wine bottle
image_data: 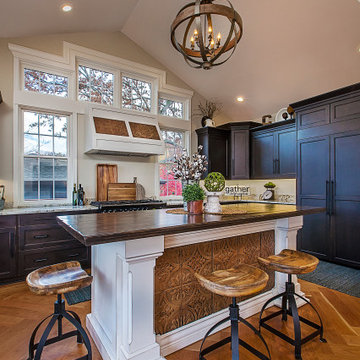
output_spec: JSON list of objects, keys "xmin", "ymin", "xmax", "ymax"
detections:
[{"xmin": 72, "ymin": 184, "xmax": 77, "ymax": 206}]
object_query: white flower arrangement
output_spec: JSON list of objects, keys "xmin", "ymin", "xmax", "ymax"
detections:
[{"xmin": 172, "ymin": 145, "xmax": 208, "ymax": 182}]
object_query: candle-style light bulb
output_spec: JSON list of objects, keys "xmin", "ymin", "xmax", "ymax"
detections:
[
  {"xmin": 216, "ymin": 32, "xmax": 221, "ymax": 48},
  {"xmin": 210, "ymin": 39, "xmax": 215, "ymax": 48},
  {"xmin": 190, "ymin": 36, "xmax": 195, "ymax": 50},
  {"xmin": 208, "ymin": 26, "xmax": 213, "ymax": 33}
]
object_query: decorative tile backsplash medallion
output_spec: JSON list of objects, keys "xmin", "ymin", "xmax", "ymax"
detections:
[{"xmin": 154, "ymin": 230, "xmax": 275, "ymax": 335}]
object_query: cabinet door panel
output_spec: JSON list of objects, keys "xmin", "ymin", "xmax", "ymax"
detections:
[
  {"xmin": 0, "ymin": 230, "xmax": 16, "ymax": 279},
  {"xmin": 333, "ymin": 132, "xmax": 360, "ymax": 199},
  {"xmin": 251, "ymin": 134, "xmax": 275, "ymax": 179},
  {"xmin": 298, "ymin": 105, "xmax": 330, "ymax": 129},
  {"xmin": 297, "ymin": 198, "xmax": 330, "ymax": 260},
  {"xmin": 209, "ymin": 135, "xmax": 228, "ymax": 177},
  {"xmin": 332, "ymin": 201, "xmax": 360, "ymax": 266},
  {"xmin": 331, "ymin": 95, "xmax": 360, "ymax": 124},
  {"xmin": 277, "ymin": 129, "xmax": 296, "ymax": 178},
  {"xmin": 298, "ymin": 137, "xmax": 330, "ymax": 197},
  {"xmin": 231, "ymin": 130, "xmax": 249, "ymax": 179}
]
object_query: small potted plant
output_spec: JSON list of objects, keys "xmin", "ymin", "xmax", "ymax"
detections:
[
  {"xmin": 204, "ymin": 172, "xmax": 225, "ymax": 213},
  {"xmin": 182, "ymin": 183, "xmax": 205, "ymax": 214}
]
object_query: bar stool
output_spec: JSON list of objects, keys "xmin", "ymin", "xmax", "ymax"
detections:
[
  {"xmin": 195, "ymin": 264, "xmax": 271, "ymax": 360},
  {"xmin": 26, "ymin": 261, "xmax": 93, "ymax": 360},
  {"xmin": 258, "ymin": 249, "xmax": 326, "ymax": 360}
]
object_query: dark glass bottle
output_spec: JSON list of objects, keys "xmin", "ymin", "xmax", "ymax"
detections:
[{"xmin": 72, "ymin": 184, "xmax": 77, "ymax": 206}]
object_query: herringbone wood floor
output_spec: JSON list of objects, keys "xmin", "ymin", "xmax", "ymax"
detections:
[{"xmin": 0, "ymin": 280, "xmax": 359, "ymax": 360}]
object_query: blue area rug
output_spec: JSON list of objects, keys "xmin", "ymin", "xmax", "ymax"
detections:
[
  {"xmin": 64, "ymin": 285, "xmax": 91, "ymax": 305},
  {"xmin": 298, "ymin": 261, "xmax": 360, "ymax": 298}
]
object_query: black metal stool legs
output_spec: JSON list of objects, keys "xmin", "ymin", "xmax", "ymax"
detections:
[
  {"xmin": 199, "ymin": 298, "xmax": 271, "ymax": 360},
  {"xmin": 28, "ymin": 294, "xmax": 92, "ymax": 360},
  {"xmin": 259, "ymin": 275, "xmax": 326, "ymax": 360}
]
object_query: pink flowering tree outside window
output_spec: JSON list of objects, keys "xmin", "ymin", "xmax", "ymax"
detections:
[{"xmin": 159, "ymin": 130, "xmax": 184, "ymax": 197}]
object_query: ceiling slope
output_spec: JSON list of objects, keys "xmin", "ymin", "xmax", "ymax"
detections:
[{"xmin": 122, "ymin": 0, "xmax": 360, "ymax": 121}]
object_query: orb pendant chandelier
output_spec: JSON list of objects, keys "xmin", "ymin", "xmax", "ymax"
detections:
[{"xmin": 171, "ymin": 0, "xmax": 243, "ymax": 70}]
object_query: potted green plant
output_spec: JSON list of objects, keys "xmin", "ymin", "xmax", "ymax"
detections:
[
  {"xmin": 182, "ymin": 183, "xmax": 205, "ymax": 214},
  {"xmin": 204, "ymin": 172, "xmax": 225, "ymax": 213}
]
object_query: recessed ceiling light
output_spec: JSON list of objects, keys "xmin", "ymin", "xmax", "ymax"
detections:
[
  {"xmin": 236, "ymin": 96, "xmax": 244, "ymax": 102},
  {"xmin": 62, "ymin": 4, "xmax": 73, "ymax": 12}
]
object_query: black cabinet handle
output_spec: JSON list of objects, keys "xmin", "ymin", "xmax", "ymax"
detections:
[
  {"xmin": 10, "ymin": 233, "xmax": 15, "ymax": 258},
  {"xmin": 68, "ymin": 253, "xmax": 80, "ymax": 258},
  {"xmin": 34, "ymin": 258, "xmax": 48, "ymax": 263},
  {"xmin": 331, "ymin": 181, "xmax": 335, "ymax": 215},
  {"xmin": 273, "ymin": 160, "xmax": 275, "ymax": 174},
  {"xmin": 326, "ymin": 180, "xmax": 330, "ymax": 215},
  {"xmin": 33, "ymin": 234, "xmax": 49, "ymax": 239}
]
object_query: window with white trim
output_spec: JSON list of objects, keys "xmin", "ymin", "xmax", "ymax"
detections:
[
  {"xmin": 159, "ymin": 130, "xmax": 184, "ymax": 197},
  {"xmin": 158, "ymin": 97, "xmax": 184, "ymax": 119},
  {"xmin": 24, "ymin": 68, "xmax": 68, "ymax": 97},
  {"xmin": 78, "ymin": 65, "xmax": 114, "ymax": 105},
  {"xmin": 23, "ymin": 110, "xmax": 69, "ymax": 201},
  {"xmin": 122, "ymin": 75, "xmax": 152, "ymax": 112}
]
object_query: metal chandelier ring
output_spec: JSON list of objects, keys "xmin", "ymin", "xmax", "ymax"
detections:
[{"xmin": 170, "ymin": 0, "xmax": 243, "ymax": 69}]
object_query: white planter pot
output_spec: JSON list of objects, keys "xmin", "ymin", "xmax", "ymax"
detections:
[{"xmin": 204, "ymin": 191, "xmax": 223, "ymax": 213}]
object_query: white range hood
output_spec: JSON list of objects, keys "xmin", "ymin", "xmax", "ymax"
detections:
[{"xmin": 85, "ymin": 107, "xmax": 165, "ymax": 156}]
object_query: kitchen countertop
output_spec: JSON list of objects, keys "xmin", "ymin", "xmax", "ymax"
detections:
[
  {"xmin": 0, "ymin": 204, "xmax": 97, "ymax": 216},
  {"xmin": 166, "ymin": 199, "xmax": 296, "ymax": 208},
  {"xmin": 58, "ymin": 203, "xmax": 324, "ymax": 246}
]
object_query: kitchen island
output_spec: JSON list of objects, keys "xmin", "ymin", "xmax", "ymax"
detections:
[{"xmin": 58, "ymin": 203, "xmax": 324, "ymax": 360}]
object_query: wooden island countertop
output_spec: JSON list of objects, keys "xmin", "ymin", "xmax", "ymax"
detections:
[{"xmin": 57, "ymin": 203, "xmax": 324, "ymax": 246}]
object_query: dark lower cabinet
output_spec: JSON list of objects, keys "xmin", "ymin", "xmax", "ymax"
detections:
[
  {"xmin": 293, "ymin": 82, "xmax": 360, "ymax": 268},
  {"xmin": 0, "ymin": 210, "xmax": 94, "ymax": 284},
  {"xmin": 0, "ymin": 228, "xmax": 17, "ymax": 280}
]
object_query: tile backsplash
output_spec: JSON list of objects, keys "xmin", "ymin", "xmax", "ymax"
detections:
[{"xmin": 219, "ymin": 179, "xmax": 296, "ymax": 203}]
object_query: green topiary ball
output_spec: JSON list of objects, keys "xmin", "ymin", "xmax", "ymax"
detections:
[{"xmin": 204, "ymin": 172, "xmax": 225, "ymax": 192}]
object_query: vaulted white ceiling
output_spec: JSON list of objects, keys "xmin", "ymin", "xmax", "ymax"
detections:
[{"xmin": 1, "ymin": 0, "xmax": 360, "ymax": 121}]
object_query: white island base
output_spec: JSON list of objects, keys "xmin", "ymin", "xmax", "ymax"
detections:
[{"xmin": 86, "ymin": 216, "xmax": 305, "ymax": 360}]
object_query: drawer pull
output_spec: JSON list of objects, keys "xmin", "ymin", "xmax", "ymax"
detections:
[
  {"xmin": 33, "ymin": 234, "xmax": 49, "ymax": 239},
  {"xmin": 34, "ymin": 258, "xmax": 48, "ymax": 263},
  {"xmin": 68, "ymin": 253, "xmax": 80, "ymax": 258}
]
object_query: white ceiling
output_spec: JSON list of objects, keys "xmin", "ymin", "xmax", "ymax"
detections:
[
  {"xmin": 1, "ymin": 0, "xmax": 360, "ymax": 121},
  {"xmin": 0, "ymin": 0, "xmax": 140, "ymax": 37}
]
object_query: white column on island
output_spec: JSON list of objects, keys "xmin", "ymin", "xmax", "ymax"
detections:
[
  {"xmin": 87, "ymin": 236, "xmax": 166, "ymax": 360},
  {"xmin": 274, "ymin": 216, "xmax": 306, "ymax": 300}
]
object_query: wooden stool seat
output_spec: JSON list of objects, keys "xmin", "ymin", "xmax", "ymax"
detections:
[
  {"xmin": 258, "ymin": 249, "xmax": 319, "ymax": 275},
  {"xmin": 195, "ymin": 264, "xmax": 269, "ymax": 298},
  {"xmin": 26, "ymin": 261, "xmax": 93, "ymax": 296}
]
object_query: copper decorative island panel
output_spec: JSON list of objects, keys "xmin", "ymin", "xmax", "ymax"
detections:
[{"xmin": 155, "ymin": 231, "xmax": 275, "ymax": 334}]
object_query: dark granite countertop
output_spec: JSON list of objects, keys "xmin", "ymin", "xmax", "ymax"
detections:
[{"xmin": 57, "ymin": 203, "xmax": 324, "ymax": 247}]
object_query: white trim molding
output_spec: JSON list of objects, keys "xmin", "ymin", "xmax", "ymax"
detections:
[{"xmin": 9, "ymin": 41, "xmax": 193, "ymax": 205}]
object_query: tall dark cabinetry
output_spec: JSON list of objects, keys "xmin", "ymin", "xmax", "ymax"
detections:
[{"xmin": 293, "ymin": 83, "xmax": 360, "ymax": 268}]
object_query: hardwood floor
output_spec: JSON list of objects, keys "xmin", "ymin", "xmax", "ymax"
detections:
[{"xmin": 0, "ymin": 280, "xmax": 359, "ymax": 360}]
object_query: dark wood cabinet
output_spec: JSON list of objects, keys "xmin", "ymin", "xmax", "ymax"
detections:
[
  {"xmin": 0, "ymin": 209, "xmax": 96, "ymax": 284},
  {"xmin": 196, "ymin": 122, "xmax": 259, "ymax": 179},
  {"xmin": 293, "ymin": 82, "xmax": 360, "ymax": 268},
  {"xmin": 196, "ymin": 127, "xmax": 229, "ymax": 178},
  {"xmin": 251, "ymin": 120, "xmax": 296, "ymax": 179},
  {"xmin": 0, "ymin": 216, "xmax": 17, "ymax": 281},
  {"xmin": 228, "ymin": 126, "xmax": 251, "ymax": 179},
  {"xmin": 0, "ymin": 228, "xmax": 17, "ymax": 280}
]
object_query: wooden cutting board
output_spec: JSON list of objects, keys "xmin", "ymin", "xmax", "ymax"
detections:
[
  {"xmin": 107, "ymin": 183, "xmax": 137, "ymax": 201},
  {"xmin": 97, "ymin": 164, "xmax": 118, "ymax": 201}
]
